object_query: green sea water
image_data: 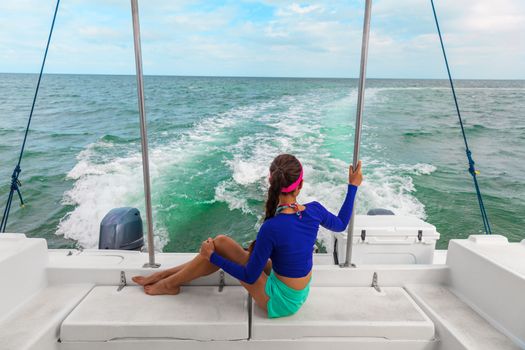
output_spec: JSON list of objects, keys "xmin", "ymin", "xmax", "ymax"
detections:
[{"xmin": 0, "ymin": 74, "xmax": 524, "ymax": 251}]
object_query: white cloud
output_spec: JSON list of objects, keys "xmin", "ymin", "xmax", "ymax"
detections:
[
  {"xmin": 0, "ymin": 0, "xmax": 523, "ymax": 78},
  {"xmin": 78, "ymin": 26, "xmax": 123, "ymax": 39},
  {"xmin": 291, "ymin": 3, "xmax": 323, "ymax": 15},
  {"xmin": 276, "ymin": 3, "xmax": 324, "ymax": 16}
]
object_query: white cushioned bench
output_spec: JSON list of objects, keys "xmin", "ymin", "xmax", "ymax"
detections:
[
  {"xmin": 406, "ymin": 284, "xmax": 521, "ymax": 350},
  {"xmin": 251, "ymin": 286, "xmax": 435, "ymax": 341},
  {"xmin": 60, "ymin": 286, "xmax": 249, "ymax": 342}
]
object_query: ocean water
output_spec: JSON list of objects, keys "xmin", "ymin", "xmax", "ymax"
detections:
[{"xmin": 0, "ymin": 74, "xmax": 524, "ymax": 251}]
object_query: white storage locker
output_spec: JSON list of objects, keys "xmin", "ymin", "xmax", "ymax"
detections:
[{"xmin": 332, "ymin": 215, "xmax": 440, "ymax": 265}]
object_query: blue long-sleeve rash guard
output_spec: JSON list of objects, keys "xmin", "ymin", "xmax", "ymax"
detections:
[{"xmin": 210, "ymin": 184, "xmax": 358, "ymax": 284}]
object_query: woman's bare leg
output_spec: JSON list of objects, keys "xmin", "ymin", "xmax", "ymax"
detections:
[
  {"xmin": 132, "ymin": 262, "xmax": 190, "ymax": 286},
  {"xmin": 143, "ymin": 254, "xmax": 217, "ymax": 295},
  {"xmin": 134, "ymin": 238, "xmax": 272, "ymax": 287},
  {"xmin": 144, "ymin": 235, "xmax": 250, "ymax": 295},
  {"xmin": 240, "ymin": 275, "xmax": 269, "ymax": 312}
]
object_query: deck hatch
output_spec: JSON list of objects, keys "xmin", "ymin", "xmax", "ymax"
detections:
[
  {"xmin": 60, "ymin": 286, "xmax": 249, "ymax": 342},
  {"xmin": 251, "ymin": 286, "xmax": 435, "ymax": 340}
]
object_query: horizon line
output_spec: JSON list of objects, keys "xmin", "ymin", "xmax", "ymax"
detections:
[{"xmin": 1, "ymin": 72, "xmax": 524, "ymax": 81}]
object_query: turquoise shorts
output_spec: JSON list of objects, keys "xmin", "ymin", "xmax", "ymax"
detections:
[{"xmin": 265, "ymin": 270, "xmax": 311, "ymax": 318}]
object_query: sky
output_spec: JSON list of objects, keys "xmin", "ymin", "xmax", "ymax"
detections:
[{"xmin": 0, "ymin": 0, "xmax": 524, "ymax": 79}]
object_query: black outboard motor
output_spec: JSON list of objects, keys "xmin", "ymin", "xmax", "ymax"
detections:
[
  {"xmin": 99, "ymin": 207, "xmax": 144, "ymax": 250},
  {"xmin": 367, "ymin": 208, "xmax": 395, "ymax": 215}
]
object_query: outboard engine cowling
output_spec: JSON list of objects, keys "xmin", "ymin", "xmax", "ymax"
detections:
[
  {"xmin": 367, "ymin": 208, "xmax": 395, "ymax": 215},
  {"xmin": 99, "ymin": 207, "xmax": 144, "ymax": 250}
]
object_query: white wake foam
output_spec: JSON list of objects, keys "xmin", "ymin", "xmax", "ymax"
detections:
[
  {"xmin": 212, "ymin": 88, "xmax": 437, "ymax": 248},
  {"xmin": 56, "ymin": 101, "xmax": 277, "ymax": 249},
  {"xmin": 58, "ymin": 85, "xmax": 438, "ymax": 252}
]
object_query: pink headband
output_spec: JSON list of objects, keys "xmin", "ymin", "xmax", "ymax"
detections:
[
  {"xmin": 281, "ymin": 168, "xmax": 303, "ymax": 193},
  {"xmin": 269, "ymin": 162, "xmax": 303, "ymax": 193}
]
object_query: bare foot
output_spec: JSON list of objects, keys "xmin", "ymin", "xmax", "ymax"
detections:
[
  {"xmin": 144, "ymin": 279, "xmax": 181, "ymax": 295},
  {"xmin": 132, "ymin": 276, "xmax": 151, "ymax": 285},
  {"xmin": 132, "ymin": 271, "xmax": 168, "ymax": 286},
  {"xmin": 132, "ymin": 265, "xmax": 187, "ymax": 286}
]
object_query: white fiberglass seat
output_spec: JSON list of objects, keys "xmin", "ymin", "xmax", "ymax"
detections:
[
  {"xmin": 251, "ymin": 286, "xmax": 435, "ymax": 341},
  {"xmin": 406, "ymin": 284, "xmax": 521, "ymax": 350},
  {"xmin": 60, "ymin": 286, "xmax": 249, "ymax": 342},
  {"xmin": 0, "ymin": 283, "xmax": 94, "ymax": 350}
]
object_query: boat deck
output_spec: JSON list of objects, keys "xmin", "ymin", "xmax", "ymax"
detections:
[{"xmin": 0, "ymin": 233, "xmax": 524, "ymax": 350}]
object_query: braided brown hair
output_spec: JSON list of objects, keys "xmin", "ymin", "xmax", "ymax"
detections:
[{"xmin": 264, "ymin": 154, "xmax": 302, "ymax": 221}]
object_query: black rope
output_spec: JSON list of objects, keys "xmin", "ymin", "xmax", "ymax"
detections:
[
  {"xmin": 1, "ymin": 0, "xmax": 61, "ymax": 233},
  {"xmin": 430, "ymin": 0, "xmax": 492, "ymax": 234}
]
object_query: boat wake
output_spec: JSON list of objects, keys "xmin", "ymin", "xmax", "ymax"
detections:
[{"xmin": 57, "ymin": 88, "xmax": 436, "ymax": 251}]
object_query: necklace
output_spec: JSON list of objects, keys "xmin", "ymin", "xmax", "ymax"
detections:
[{"xmin": 275, "ymin": 202, "xmax": 303, "ymax": 219}]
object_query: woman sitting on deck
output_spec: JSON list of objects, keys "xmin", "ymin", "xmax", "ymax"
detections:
[{"xmin": 133, "ymin": 154, "xmax": 362, "ymax": 318}]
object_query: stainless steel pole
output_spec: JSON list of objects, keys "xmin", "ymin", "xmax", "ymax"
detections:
[
  {"xmin": 131, "ymin": 0, "xmax": 159, "ymax": 268},
  {"xmin": 342, "ymin": 0, "xmax": 372, "ymax": 268}
]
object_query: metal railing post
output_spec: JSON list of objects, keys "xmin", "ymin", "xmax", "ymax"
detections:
[
  {"xmin": 130, "ymin": 0, "xmax": 159, "ymax": 268},
  {"xmin": 342, "ymin": 0, "xmax": 372, "ymax": 268}
]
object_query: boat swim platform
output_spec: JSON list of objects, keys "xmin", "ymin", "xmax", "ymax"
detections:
[{"xmin": 1, "ymin": 233, "xmax": 524, "ymax": 350}]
